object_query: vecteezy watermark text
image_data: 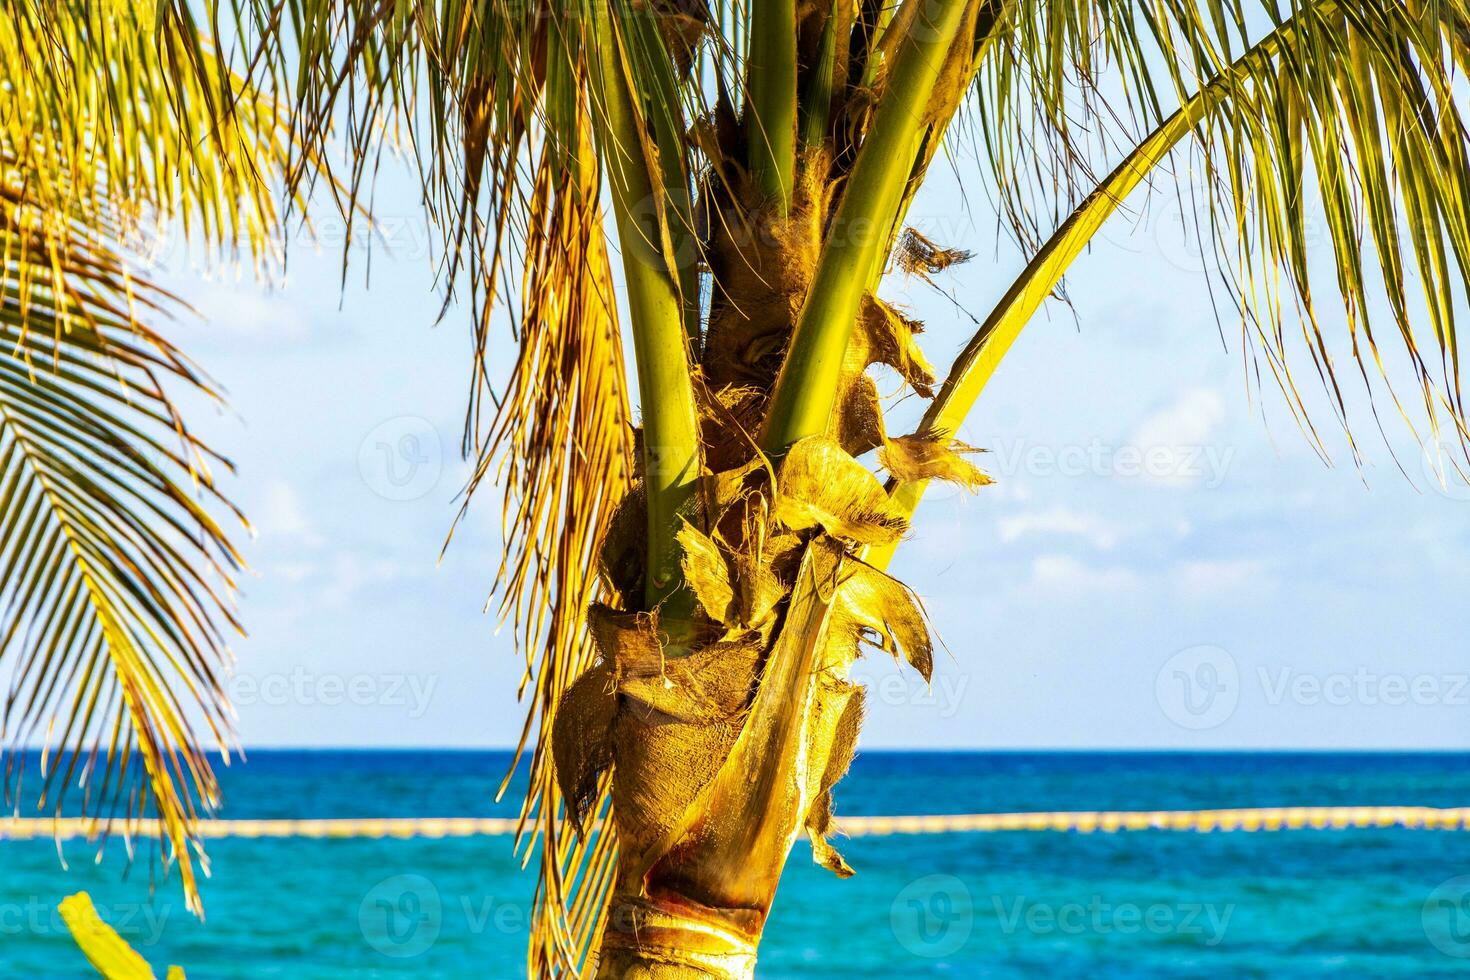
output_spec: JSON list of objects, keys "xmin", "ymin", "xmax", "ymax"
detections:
[
  {"xmin": 988, "ymin": 437, "xmax": 1235, "ymax": 488},
  {"xmin": 991, "ymin": 894, "xmax": 1233, "ymax": 946},
  {"xmin": 849, "ymin": 669, "xmax": 971, "ymax": 719},
  {"xmin": 228, "ymin": 668, "xmax": 438, "ymax": 718},
  {"xmin": 0, "ymin": 897, "xmax": 171, "ymax": 946},
  {"xmin": 889, "ymin": 874, "xmax": 1233, "ymax": 958},
  {"xmin": 1157, "ymin": 645, "xmax": 1470, "ymax": 730}
]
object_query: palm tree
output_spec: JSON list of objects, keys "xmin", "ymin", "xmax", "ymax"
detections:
[{"xmin": 7, "ymin": 1, "xmax": 1470, "ymax": 978}]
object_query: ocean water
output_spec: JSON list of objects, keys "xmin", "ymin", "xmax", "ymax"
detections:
[{"xmin": 4, "ymin": 751, "xmax": 1470, "ymax": 977}]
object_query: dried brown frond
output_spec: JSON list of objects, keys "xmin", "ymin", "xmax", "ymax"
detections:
[
  {"xmin": 879, "ymin": 434, "xmax": 992, "ymax": 489},
  {"xmin": 828, "ymin": 557, "xmax": 934, "ymax": 681},
  {"xmin": 805, "ymin": 686, "xmax": 864, "ymax": 878},
  {"xmin": 678, "ymin": 521, "xmax": 739, "ymax": 624},
  {"xmin": 551, "ymin": 663, "xmax": 617, "ymax": 834},
  {"xmin": 853, "ymin": 297, "xmax": 938, "ymax": 397},
  {"xmin": 452, "ymin": 108, "xmax": 636, "ymax": 977},
  {"xmin": 896, "ymin": 228, "xmax": 975, "ymax": 276},
  {"xmin": 834, "ymin": 374, "xmax": 888, "ymax": 456},
  {"xmin": 774, "ymin": 437, "xmax": 909, "ymax": 546}
]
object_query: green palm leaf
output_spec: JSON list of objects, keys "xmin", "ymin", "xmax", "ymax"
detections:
[
  {"xmin": 0, "ymin": 157, "xmax": 243, "ymax": 917},
  {"xmin": 1, "ymin": 2, "xmax": 300, "ymax": 916},
  {"xmin": 962, "ymin": 0, "xmax": 1470, "ymax": 454}
]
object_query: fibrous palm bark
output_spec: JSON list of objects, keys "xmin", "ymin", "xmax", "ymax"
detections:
[{"xmin": 570, "ymin": 467, "xmax": 940, "ymax": 977}]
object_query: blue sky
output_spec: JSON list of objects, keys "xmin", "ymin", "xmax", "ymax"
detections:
[{"xmin": 152, "ymin": 153, "xmax": 1470, "ymax": 750}]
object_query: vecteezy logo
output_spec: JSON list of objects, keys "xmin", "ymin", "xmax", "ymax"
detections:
[
  {"xmin": 359, "ymin": 874, "xmax": 442, "ymax": 958},
  {"xmin": 357, "ymin": 417, "xmax": 442, "ymax": 501},
  {"xmin": 1156, "ymin": 645, "xmax": 1239, "ymax": 730},
  {"xmin": 1424, "ymin": 875, "xmax": 1470, "ymax": 958},
  {"xmin": 890, "ymin": 874, "xmax": 972, "ymax": 958},
  {"xmin": 1153, "ymin": 206, "xmax": 1208, "ymax": 274}
]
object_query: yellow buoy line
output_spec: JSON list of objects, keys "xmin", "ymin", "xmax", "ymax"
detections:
[{"xmin": 4, "ymin": 806, "xmax": 1470, "ymax": 841}]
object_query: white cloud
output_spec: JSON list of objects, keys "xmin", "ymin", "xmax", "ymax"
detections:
[
  {"xmin": 1027, "ymin": 554, "xmax": 1141, "ymax": 595},
  {"xmin": 998, "ymin": 507, "xmax": 1122, "ymax": 550},
  {"xmin": 272, "ymin": 561, "xmax": 315, "ymax": 584},
  {"xmin": 1128, "ymin": 387, "xmax": 1230, "ymax": 488},
  {"xmin": 317, "ymin": 553, "xmax": 414, "ymax": 608},
  {"xmin": 256, "ymin": 479, "xmax": 322, "ymax": 546},
  {"xmin": 177, "ymin": 281, "xmax": 310, "ymax": 343},
  {"xmin": 1174, "ymin": 559, "xmax": 1270, "ymax": 598},
  {"xmin": 984, "ymin": 479, "xmax": 1032, "ymax": 504},
  {"xmin": 259, "ymin": 551, "xmax": 421, "ymax": 614}
]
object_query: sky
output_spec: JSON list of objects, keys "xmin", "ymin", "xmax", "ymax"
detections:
[{"xmin": 146, "ymin": 148, "xmax": 1470, "ymax": 751}]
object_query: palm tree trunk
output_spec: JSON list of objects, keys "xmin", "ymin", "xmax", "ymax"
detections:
[
  {"xmin": 566, "ymin": 517, "xmax": 922, "ymax": 978},
  {"xmin": 595, "ymin": 896, "xmax": 760, "ymax": 979},
  {"xmin": 564, "ymin": 133, "xmax": 939, "ymax": 976},
  {"xmin": 592, "ymin": 589, "xmax": 827, "ymax": 978}
]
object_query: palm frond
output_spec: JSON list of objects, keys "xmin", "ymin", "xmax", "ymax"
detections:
[
  {"xmin": 965, "ymin": 0, "xmax": 1470, "ymax": 463},
  {"xmin": 453, "ymin": 115, "xmax": 636, "ymax": 977},
  {"xmin": 0, "ymin": 162, "xmax": 245, "ymax": 916},
  {"xmin": 3, "ymin": 2, "xmax": 295, "ymax": 269},
  {"xmin": 61, "ymin": 891, "xmax": 189, "ymax": 978},
  {"xmin": 231, "ymin": 3, "xmax": 643, "ymax": 972},
  {"xmin": 1, "ymin": 3, "xmax": 301, "ymax": 916}
]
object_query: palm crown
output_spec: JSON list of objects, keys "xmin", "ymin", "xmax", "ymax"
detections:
[{"xmin": 4, "ymin": 0, "xmax": 1469, "ymax": 975}]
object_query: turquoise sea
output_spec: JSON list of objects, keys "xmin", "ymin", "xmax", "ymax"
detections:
[{"xmin": 4, "ymin": 751, "xmax": 1470, "ymax": 977}]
